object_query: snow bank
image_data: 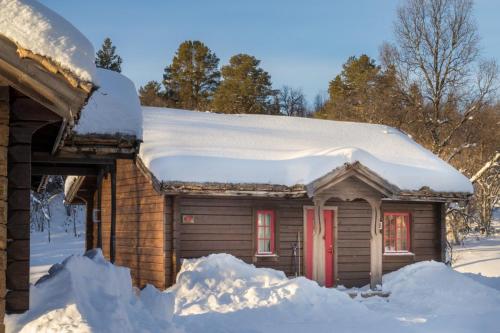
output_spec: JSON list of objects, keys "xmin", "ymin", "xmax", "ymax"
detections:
[
  {"xmin": 170, "ymin": 254, "xmax": 399, "ymax": 333},
  {"xmin": 74, "ymin": 69, "xmax": 143, "ymax": 138},
  {"xmin": 0, "ymin": 0, "xmax": 96, "ymax": 83},
  {"xmin": 7, "ymin": 250, "xmax": 176, "ymax": 333},
  {"xmin": 10, "ymin": 252, "xmax": 500, "ymax": 332},
  {"xmin": 382, "ymin": 261, "xmax": 500, "ymax": 317},
  {"xmin": 140, "ymin": 107, "xmax": 472, "ymax": 193}
]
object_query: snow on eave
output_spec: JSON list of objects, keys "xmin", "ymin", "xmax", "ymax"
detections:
[
  {"xmin": 0, "ymin": 0, "xmax": 96, "ymax": 87},
  {"xmin": 155, "ymin": 162, "xmax": 470, "ymax": 201},
  {"xmin": 139, "ymin": 108, "xmax": 473, "ymax": 195},
  {"xmin": 73, "ymin": 68, "xmax": 143, "ymax": 139}
]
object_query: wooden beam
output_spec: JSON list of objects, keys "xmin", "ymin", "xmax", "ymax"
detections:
[
  {"xmin": 0, "ymin": 35, "xmax": 90, "ymax": 122},
  {"xmin": 31, "ymin": 165, "xmax": 99, "ymax": 176},
  {"xmin": 32, "ymin": 152, "xmax": 122, "ymax": 165}
]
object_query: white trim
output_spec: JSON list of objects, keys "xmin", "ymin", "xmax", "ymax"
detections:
[{"xmin": 383, "ymin": 252, "xmax": 415, "ymax": 256}]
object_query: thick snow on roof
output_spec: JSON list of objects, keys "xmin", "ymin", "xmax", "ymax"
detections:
[
  {"xmin": 74, "ymin": 69, "xmax": 143, "ymax": 138},
  {"xmin": 139, "ymin": 107, "xmax": 473, "ymax": 193},
  {"xmin": 0, "ymin": 0, "xmax": 96, "ymax": 83}
]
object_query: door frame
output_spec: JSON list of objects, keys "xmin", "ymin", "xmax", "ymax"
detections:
[{"xmin": 303, "ymin": 205, "xmax": 338, "ymax": 286}]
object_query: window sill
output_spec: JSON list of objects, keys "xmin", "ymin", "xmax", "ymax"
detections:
[
  {"xmin": 253, "ymin": 254, "xmax": 279, "ymax": 262},
  {"xmin": 383, "ymin": 252, "xmax": 415, "ymax": 256}
]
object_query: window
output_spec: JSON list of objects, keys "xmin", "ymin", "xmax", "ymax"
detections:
[
  {"xmin": 384, "ymin": 212, "xmax": 410, "ymax": 253},
  {"xmin": 256, "ymin": 210, "xmax": 275, "ymax": 255}
]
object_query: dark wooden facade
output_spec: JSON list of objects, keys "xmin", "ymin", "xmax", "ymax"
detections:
[
  {"xmin": 98, "ymin": 160, "xmax": 166, "ymax": 289},
  {"xmin": 92, "ymin": 159, "xmax": 444, "ymax": 289}
]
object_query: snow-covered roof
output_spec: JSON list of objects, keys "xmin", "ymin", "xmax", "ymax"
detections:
[
  {"xmin": 0, "ymin": 0, "xmax": 96, "ymax": 83},
  {"xmin": 139, "ymin": 107, "xmax": 473, "ymax": 194},
  {"xmin": 74, "ymin": 69, "xmax": 143, "ymax": 139}
]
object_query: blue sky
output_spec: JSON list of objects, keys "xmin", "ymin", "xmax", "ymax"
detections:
[{"xmin": 41, "ymin": 0, "xmax": 500, "ymax": 103}]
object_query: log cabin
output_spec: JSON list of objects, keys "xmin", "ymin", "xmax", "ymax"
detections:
[
  {"xmin": 0, "ymin": 1, "xmax": 142, "ymax": 329},
  {"xmin": 66, "ymin": 107, "xmax": 473, "ymax": 291}
]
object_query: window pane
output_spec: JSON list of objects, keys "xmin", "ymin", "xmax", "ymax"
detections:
[
  {"xmin": 265, "ymin": 214, "xmax": 271, "ymax": 226},
  {"xmin": 258, "ymin": 226, "xmax": 265, "ymax": 238},
  {"xmin": 264, "ymin": 226, "xmax": 271, "ymax": 238},
  {"xmin": 258, "ymin": 239, "xmax": 271, "ymax": 253},
  {"xmin": 258, "ymin": 214, "xmax": 264, "ymax": 226}
]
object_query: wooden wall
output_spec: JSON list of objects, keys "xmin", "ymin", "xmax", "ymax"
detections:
[
  {"xmin": 99, "ymin": 159, "xmax": 165, "ymax": 289},
  {"xmin": 170, "ymin": 196, "xmax": 312, "ymax": 278},
  {"xmin": 0, "ymin": 86, "xmax": 8, "ymax": 333},
  {"xmin": 381, "ymin": 201, "xmax": 443, "ymax": 274},
  {"xmin": 327, "ymin": 199, "xmax": 372, "ymax": 287},
  {"xmin": 166, "ymin": 195, "xmax": 444, "ymax": 288}
]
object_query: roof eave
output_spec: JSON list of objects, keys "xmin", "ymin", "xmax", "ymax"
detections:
[{"xmin": 0, "ymin": 34, "xmax": 93, "ymax": 123}]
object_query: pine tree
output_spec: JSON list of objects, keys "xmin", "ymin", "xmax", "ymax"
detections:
[
  {"xmin": 163, "ymin": 40, "xmax": 220, "ymax": 110},
  {"xmin": 95, "ymin": 37, "xmax": 123, "ymax": 72},
  {"xmin": 212, "ymin": 54, "xmax": 276, "ymax": 114},
  {"xmin": 138, "ymin": 81, "xmax": 169, "ymax": 107},
  {"xmin": 317, "ymin": 54, "xmax": 407, "ymax": 126}
]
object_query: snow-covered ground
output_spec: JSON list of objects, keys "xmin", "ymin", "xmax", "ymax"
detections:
[
  {"xmin": 7, "ymin": 251, "xmax": 500, "ymax": 333},
  {"xmin": 29, "ymin": 194, "xmax": 85, "ymax": 284},
  {"xmin": 8, "ymin": 200, "xmax": 500, "ymax": 333},
  {"xmin": 452, "ymin": 218, "xmax": 500, "ymax": 290}
]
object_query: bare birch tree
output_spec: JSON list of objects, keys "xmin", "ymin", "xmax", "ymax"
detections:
[
  {"xmin": 278, "ymin": 86, "xmax": 309, "ymax": 117},
  {"xmin": 385, "ymin": 0, "xmax": 498, "ymax": 160}
]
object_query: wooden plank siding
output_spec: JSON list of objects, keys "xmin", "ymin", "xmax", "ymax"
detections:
[
  {"xmin": 327, "ymin": 199, "xmax": 372, "ymax": 287},
  {"xmin": 99, "ymin": 159, "xmax": 166, "ymax": 289},
  {"xmin": 381, "ymin": 201, "xmax": 443, "ymax": 274},
  {"xmin": 167, "ymin": 195, "xmax": 444, "ymax": 288}
]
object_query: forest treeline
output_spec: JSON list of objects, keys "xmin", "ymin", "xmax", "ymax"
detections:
[{"xmin": 95, "ymin": 0, "xmax": 499, "ymax": 242}]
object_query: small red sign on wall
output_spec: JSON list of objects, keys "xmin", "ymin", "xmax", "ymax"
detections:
[{"xmin": 182, "ymin": 215, "xmax": 195, "ymax": 224}]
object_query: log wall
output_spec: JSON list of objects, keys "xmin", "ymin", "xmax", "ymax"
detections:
[
  {"xmin": 99, "ymin": 159, "xmax": 165, "ymax": 289},
  {"xmin": 0, "ymin": 86, "xmax": 8, "ymax": 333}
]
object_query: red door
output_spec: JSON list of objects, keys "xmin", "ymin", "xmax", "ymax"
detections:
[{"xmin": 305, "ymin": 207, "xmax": 334, "ymax": 287}]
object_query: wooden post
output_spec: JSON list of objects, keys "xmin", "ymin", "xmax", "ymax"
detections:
[
  {"xmin": 368, "ymin": 199, "xmax": 383, "ymax": 290},
  {"xmin": 110, "ymin": 162, "xmax": 116, "ymax": 263},
  {"xmin": 440, "ymin": 202, "xmax": 447, "ymax": 263},
  {"xmin": 0, "ymin": 86, "xmax": 9, "ymax": 333},
  {"xmin": 5, "ymin": 97, "xmax": 60, "ymax": 314},
  {"xmin": 84, "ymin": 192, "xmax": 94, "ymax": 251},
  {"xmin": 172, "ymin": 196, "xmax": 181, "ymax": 283},
  {"xmin": 96, "ymin": 169, "xmax": 103, "ymax": 249}
]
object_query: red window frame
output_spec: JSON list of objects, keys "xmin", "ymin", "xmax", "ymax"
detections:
[
  {"xmin": 256, "ymin": 210, "xmax": 275, "ymax": 255},
  {"xmin": 383, "ymin": 212, "xmax": 411, "ymax": 253}
]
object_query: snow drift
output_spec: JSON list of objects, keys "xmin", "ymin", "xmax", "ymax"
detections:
[
  {"xmin": 0, "ymin": 0, "xmax": 96, "ymax": 83},
  {"xmin": 8, "ymin": 253, "xmax": 500, "ymax": 332},
  {"xmin": 140, "ymin": 107, "xmax": 472, "ymax": 193},
  {"xmin": 7, "ymin": 250, "xmax": 176, "ymax": 333}
]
